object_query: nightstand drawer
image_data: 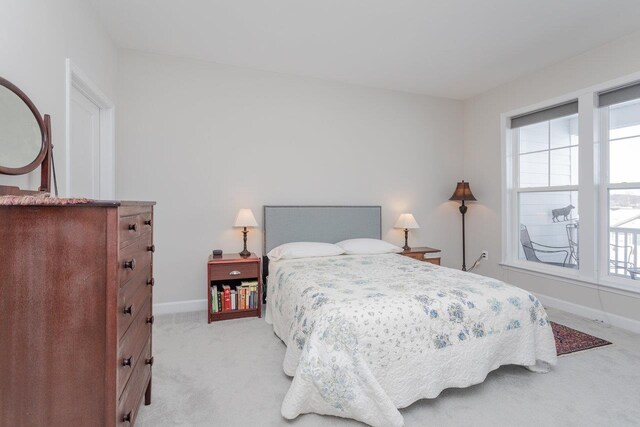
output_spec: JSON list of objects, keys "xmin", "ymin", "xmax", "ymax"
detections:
[
  {"xmin": 425, "ymin": 258, "xmax": 441, "ymax": 265},
  {"xmin": 209, "ymin": 262, "xmax": 258, "ymax": 281},
  {"xmin": 403, "ymin": 253, "xmax": 424, "ymax": 261}
]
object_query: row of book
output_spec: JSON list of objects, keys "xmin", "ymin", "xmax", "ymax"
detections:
[{"xmin": 211, "ymin": 280, "xmax": 259, "ymax": 312}]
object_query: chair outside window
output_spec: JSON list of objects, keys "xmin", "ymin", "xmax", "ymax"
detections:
[
  {"xmin": 566, "ymin": 222, "xmax": 579, "ymax": 266},
  {"xmin": 519, "ymin": 224, "xmax": 570, "ymax": 267}
]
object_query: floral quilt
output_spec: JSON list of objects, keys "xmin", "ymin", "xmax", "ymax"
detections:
[{"xmin": 265, "ymin": 254, "xmax": 557, "ymax": 427}]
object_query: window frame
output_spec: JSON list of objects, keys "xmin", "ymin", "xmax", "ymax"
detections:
[
  {"xmin": 512, "ymin": 118, "xmax": 581, "ymax": 270},
  {"xmin": 598, "ymin": 104, "xmax": 640, "ymax": 288},
  {"xmin": 506, "ymin": 102, "xmax": 583, "ymax": 278},
  {"xmin": 501, "ymin": 71, "xmax": 640, "ymax": 296}
]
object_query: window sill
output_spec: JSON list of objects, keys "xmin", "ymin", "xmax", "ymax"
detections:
[{"xmin": 499, "ymin": 260, "xmax": 640, "ymax": 299}]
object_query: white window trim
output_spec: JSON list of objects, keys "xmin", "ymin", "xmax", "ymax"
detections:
[
  {"xmin": 501, "ymin": 70, "xmax": 640, "ymax": 296},
  {"xmin": 598, "ymin": 105, "xmax": 640, "ymax": 289}
]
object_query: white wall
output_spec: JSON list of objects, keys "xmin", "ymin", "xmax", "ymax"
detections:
[
  {"xmin": 10, "ymin": 2, "xmax": 635, "ymax": 323},
  {"xmin": 116, "ymin": 50, "xmax": 465, "ymax": 305},
  {"xmin": 463, "ymin": 31, "xmax": 640, "ymax": 323},
  {"xmin": 0, "ymin": 0, "xmax": 117, "ymax": 192}
]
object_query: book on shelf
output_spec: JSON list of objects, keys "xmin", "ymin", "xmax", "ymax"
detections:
[
  {"xmin": 241, "ymin": 280, "xmax": 258, "ymax": 309},
  {"xmin": 211, "ymin": 287, "xmax": 218, "ymax": 312},
  {"xmin": 223, "ymin": 285, "xmax": 231, "ymax": 311},
  {"xmin": 211, "ymin": 281, "xmax": 259, "ymax": 314}
]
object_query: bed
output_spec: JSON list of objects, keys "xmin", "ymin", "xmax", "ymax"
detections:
[{"xmin": 263, "ymin": 206, "xmax": 557, "ymax": 427}]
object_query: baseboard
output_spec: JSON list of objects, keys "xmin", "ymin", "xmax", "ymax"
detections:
[
  {"xmin": 154, "ymin": 299, "xmax": 207, "ymax": 315},
  {"xmin": 536, "ymin": 292, "xmax": 640, "ymax": 334}
]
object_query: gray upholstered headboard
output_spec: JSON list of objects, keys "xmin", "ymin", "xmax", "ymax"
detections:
[
  {"xmin": 263, "ymin": 205, "xmax": 381, "ymax": 253},
  {"xmin": 261, "ymin": 205, "xmax": 381, "ymax": 289}
]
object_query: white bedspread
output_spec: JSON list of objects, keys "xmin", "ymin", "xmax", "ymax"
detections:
[{"xmin": 265, "ymin": 254, "xmax": 557, "ymax": 427}]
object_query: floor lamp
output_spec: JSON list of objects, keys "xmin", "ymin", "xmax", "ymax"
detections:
[{"xmin": 449, "ymin": 180, "xmax": 477, "ymax": 271}]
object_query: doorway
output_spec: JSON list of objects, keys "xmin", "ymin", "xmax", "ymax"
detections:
[{"xmin": 65, "ymin": 59, "xmax": 115, "ymax": 199}]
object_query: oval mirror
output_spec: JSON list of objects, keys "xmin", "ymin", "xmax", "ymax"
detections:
[{"xmin": 0, "ymin": 77, "xmax": 46, "ymax": 175}]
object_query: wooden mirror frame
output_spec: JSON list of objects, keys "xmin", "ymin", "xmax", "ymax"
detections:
[{"xmin": 0, "ymin": 76, "xmax": 52, "ymax": 195}]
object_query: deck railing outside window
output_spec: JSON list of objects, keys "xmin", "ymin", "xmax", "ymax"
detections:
[{"xmin": 610, "ymin": 227, "xmax": 639, "ymax": 278}]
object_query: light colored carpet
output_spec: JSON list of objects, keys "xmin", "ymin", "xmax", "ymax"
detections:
[{"xmin": 137, "ymin": 307, "xmax": 640, "ymax": 426}]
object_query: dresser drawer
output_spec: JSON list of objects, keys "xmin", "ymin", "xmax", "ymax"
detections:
[
  {"xmin": 117, "ymin": 338, "xmax": 152, "ymax": 426},
  {"xmin": 119, "ymin": 233, "xmax": 153, "ymax": 286},
  {"xmin": 119, "ymin": 214, "xmax": 142, "ymax": 248},
  {"xmin": 209, "ymin": 262, "xmax": 259, "ymax": 281},
  {"xmin": 118, "ymin": 297, "xmax": 152, "ymax": 399},
  {"xmin": 140, "ymin": 211, "xmax": 153, "ymax": 234},
  {"xmin": 118, "ymin": 269, "xmax": 153, "ymax": 339}
]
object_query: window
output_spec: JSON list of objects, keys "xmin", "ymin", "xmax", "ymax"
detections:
[
  {"xmin": 504, "ymin": 78, "xmax": 640, "ymax": 291},
  {"xmin": 510, "ymin": 103, "xmax": 579, "ymax": 270},
  {"xmin": 600, "ymin": 85, "xmax": 640, "ymax": 280}
]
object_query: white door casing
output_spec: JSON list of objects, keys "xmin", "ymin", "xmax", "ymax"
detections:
[
  {"xmin": 69, "ymin": 85, "xmax": 101, "ymax": 198},
  {"xmin": 65, "ymin": 59, "xmax": 115, "ymax": 199}
]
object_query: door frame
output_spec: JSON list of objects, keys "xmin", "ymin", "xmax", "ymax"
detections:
[{"xmin": 65, "ymin": 58, "xmax": 115, "ymax": 198}]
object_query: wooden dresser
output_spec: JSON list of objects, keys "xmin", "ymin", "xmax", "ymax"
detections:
[{"xmin": 0, "ymin": 201, "xmax": 155, "ymax": 427}]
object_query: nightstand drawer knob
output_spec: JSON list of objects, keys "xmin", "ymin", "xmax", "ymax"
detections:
[
  {"xmin": 146, "ymin": 315, "xmax": 155, "ymax": 325},
  {"xmin": 145, "ymin": 356, "xmax": 154, "ymax": 366},
  {"xmin": 123, "ymin": 305, "xmax": 134, "ymax": 316},
  {"xmin": 128, "ymin": 223, "xmax": 138, "ymax": 232},
  {"xmin": 122, "ymin": 410, "xmax": 132, "ymax": 423},
  {"xmin": 229, "ymin": 270, "xmax": 241, "ymax": 276},
  {"xmin": 147, "ymin": 278, "xmax": 155, "ymax": 286},
  {"xmin": 144, "ymin": 219, "xmax": 152, "ymax": 226},
  {"xmin": 147, "ymin": 244, "xmax": 155, "ymax": 253}
]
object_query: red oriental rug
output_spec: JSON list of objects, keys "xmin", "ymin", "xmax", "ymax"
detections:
[{"xmin": 551, "ymin": 321, "xmax": 612, "ymax": 356}]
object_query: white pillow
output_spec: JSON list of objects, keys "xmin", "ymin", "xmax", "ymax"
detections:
[
  {"xmin": 335, "ymin": 238, "xmax": 403, "ymax": 255},
  {"xmin": 267, "ymin": 242, "xmax": 345, "ymax": 261}
]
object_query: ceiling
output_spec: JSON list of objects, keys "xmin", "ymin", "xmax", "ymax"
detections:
[{"xmin": 94, "ymin": 0, "xmax": 640, "ymax": 99}]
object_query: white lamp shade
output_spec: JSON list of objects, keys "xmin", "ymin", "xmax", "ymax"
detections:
[
  {"xmin": 233, "ymin": 208, "xmax": 258, "ymax": 228},
  {"xmin": 394, "ymin": 213, "xmax": 420, "ymax": 229}
]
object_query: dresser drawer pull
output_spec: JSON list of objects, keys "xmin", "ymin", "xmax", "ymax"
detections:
[
  {"xmin": 147, "ymin": 244, "xmax": 155, "ymax": 253},
  {"xmin": 128, "ymin": 223, "xmax": 138, "ymax": 232},
  {"xmin": 146, "ymin": 316, "xmax": 155, "ymax": 325},
  {"xmin": 145, "ymin": 356, "xmax": 155, "ymax": 366},
  {"xmin": 147, "ymin": 278, "xmax": 155, "ymax": 286},
  {"xmin": 122, "ymin": 355, "xmax": 134, "ymax": 367},
  {"xmin": 122, "ymin": 410, "xmax": 132, "ymax": 424},
  {"xmin": 123, "ymin": 305, "xmax": 134, "ymax": 316},
  {"xmin": 124, "ymin": 258, "xmax": 136, "ymax": 270},
  {"xmin": 144, "ymin": 219, "xmax": 152, "ymax": 226},
  {"xmin": 229, "ymin": 270, "xmax": 241, "ymax": 276}
]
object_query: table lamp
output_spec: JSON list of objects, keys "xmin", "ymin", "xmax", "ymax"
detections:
[
  {"xmin": 233, "ymin": 208, "xmax": 258, "ymax": 257},
  {"xmin": 394, "ymin": 213, "xmax": 420, "ymax": 251}
]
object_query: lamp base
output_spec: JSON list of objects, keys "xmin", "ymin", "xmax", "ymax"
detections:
[
  {"xmin": 402, "ymin": 228, "xmax": 410, "ymax": 251},
  {"xmin": 239, "ymin": 228, "xmax": 250, "ymax": 258}
]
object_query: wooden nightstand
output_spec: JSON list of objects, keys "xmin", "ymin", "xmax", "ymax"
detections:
[
  {"xmin": 401, "ymin": 246, "xmax": 441, "ymax": 265},
  {"xmin": 207, "ymin": 253, "xmax": 262, "ymax": 323}
]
